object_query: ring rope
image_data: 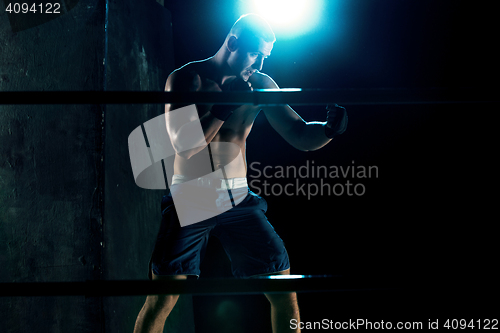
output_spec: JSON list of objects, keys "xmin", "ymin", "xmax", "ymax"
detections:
[
  {"xmin": 0, "ymin": 275, "xmax": 398, "ymax": 297},
  {"xmin": 0, "ymin": 88, "xmax": 496, "ymax": 105}
]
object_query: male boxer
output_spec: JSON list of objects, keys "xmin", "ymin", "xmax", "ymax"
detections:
[{"xmin": 134, "ymin": 13, "xmax": 347, "ymax": 333}]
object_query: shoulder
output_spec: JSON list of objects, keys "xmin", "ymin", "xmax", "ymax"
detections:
[
  {"xmin": 248, "ymin": 71, "xmax": 279, "ymax": 89},
  {"xmin": 165, "ymin": 62, "xmax": 203, "ymax": 92}
]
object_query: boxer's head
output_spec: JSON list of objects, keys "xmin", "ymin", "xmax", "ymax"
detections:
[{"xmin": 224, "ymin": 14, "xmax": 275, "ymax": 81}]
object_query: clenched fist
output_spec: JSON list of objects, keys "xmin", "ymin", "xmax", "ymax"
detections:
[{"xmin": 325, "ymin": 104, "xmax": 348, "ymax": 138}]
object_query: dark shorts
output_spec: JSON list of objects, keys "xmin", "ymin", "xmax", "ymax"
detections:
[{"xmin": 149, "ymin": 187, "xmax": 290, "ymax": 279}]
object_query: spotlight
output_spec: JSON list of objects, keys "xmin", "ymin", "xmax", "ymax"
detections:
[
  {"xmin": 243, "ymin": 0, "xmax": 325, "ymax": 38},
  {"xmin": 253, "ymin": 0, "xmax": 308, "ymax": 26}
]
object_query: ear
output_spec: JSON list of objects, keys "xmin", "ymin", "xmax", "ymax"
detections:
[{"xmin": 227, "ymin": 35, "xmax": 239, "ymax": 52}]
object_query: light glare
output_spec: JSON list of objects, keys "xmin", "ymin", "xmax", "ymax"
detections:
[
  {"xmin": 253, "ymin": 0, "xmax": 308, "ymax": 25},
  {"xmin": 246, "ymin": 0, "xmax": 324, "ymax": 38},
  {"xmin": 266, "ymin": 274, "xmax": 305, "ymax": 279}
]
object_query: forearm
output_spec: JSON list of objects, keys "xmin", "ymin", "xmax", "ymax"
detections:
[
  {"xmin": 199, "ymin": 111, "xmax": 224, "ymax": 144},
  {"xmin": 297, "ymin": 121, "xmax": 332, "ymax": 152},
  {"xmin": 171, "ymin": 110, "xmax": 224, "ymax": 159}
]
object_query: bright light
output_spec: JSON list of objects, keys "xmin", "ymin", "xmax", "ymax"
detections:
[
  {"xmin": 253, "ymin": 0, "xmax": 308, "ymax": 25},
  {"xmin": 242, "ymin": 0, "xmax": 325, "ymax": 38}
]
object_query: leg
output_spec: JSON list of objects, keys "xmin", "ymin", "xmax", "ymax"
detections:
[
  {"xmin": 133, "ymin": 273, "xmax": 187, "ymax": 333},
  {"xmin": 264, "ymin": 269, "xmax": 301, "ymax": 333},
  {"xmin": 212, "ymin": 189, "xmax": 294, "ymax": 331}
]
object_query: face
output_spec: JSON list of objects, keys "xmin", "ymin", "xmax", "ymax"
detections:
[{"xmin": 227, "ymin": 36, "xmax": 273, "ymax": 81}]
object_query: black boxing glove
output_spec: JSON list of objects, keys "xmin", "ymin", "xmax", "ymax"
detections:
[
  {"xmin": 325, "ymin": 104, "xmax": 348, "ymax": 138},
  {"xmin": 210, "ymin": 78, "xmax": 252, "ymax": 121}
]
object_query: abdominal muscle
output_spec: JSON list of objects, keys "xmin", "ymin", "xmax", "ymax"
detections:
[{"xmin": 173, "ymin": 140, "xmax": 248, "ymax": 180}]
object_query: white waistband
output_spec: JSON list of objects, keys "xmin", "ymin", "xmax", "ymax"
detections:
[{"xmin": 171, "ymin": 174, "xmax": 248, "ymax": 190}]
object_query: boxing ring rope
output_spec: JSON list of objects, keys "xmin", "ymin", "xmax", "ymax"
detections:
[
  {"xmin": 0, "ymin": 275, "xmax": 399, "ymax": 297},
  {"xmin": 0, "ymin": 87, "xmax": 497, "ymax": 105},
  {"xmin": 0, "ymin": 87, "xmax": 495, "ymax": 298}
]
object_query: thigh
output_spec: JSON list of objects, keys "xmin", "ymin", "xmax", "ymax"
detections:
[
  {"xmin": 149, "ymin": 194, "xmax": 215, "ymax": 279},
  {"xmin": 213, "ymin": 191, "xmax": 290, "ymax": 278}
]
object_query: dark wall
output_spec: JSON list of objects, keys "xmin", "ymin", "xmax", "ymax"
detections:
[
  {"xmin": 0, "ymin": 0, "xmax": 192, "ymax": 332},
  {"xmin": 103, "ymin": 0, "xmax": 194, "ymax": 332},
  {"xmin": 0, "ymin": 0, "xmax": 106, "ymax": 332}
]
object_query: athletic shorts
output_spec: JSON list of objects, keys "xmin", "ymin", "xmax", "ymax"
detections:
[{"xmin": 148, "ymin": 186, "xmax": 290, "ymax": 279}]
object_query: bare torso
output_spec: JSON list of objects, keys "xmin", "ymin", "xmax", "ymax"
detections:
[{"xmin": 168, "ymin": 60, "xmax": 268, "ymax": 179}]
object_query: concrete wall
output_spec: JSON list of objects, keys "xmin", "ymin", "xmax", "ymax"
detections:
[
  {"xmin": 0, "ymin": 0, "xmax": 191, "ymax": 332},
  {"xmin": 0, "ymin": 1, "xmax": 106, "ymax": 332},
  {"xmin": 103, "ymin": 0, "xmax": 194, "ymax": 332}
]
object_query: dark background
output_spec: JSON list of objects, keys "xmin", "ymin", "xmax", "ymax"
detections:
[
  {"xmin": 1, "ymin": 0, "xmax": 497, "ymax": 332},
  {"xmin": 164, "ymin": 0, "xmax": 498, "ymax": 330},
  {"xmin": 163, "ymin": 0, "xmax": 498, "ymax": 282}
]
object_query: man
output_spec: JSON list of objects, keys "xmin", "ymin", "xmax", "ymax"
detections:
[{"xmin": 134, "ymin": 13, "xmax": 347, "ymax": 333}]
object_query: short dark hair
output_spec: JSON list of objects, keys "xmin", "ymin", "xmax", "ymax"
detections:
[{"xmin": 228, "ymin": 13, "xmax": 276, "ymax": 44}]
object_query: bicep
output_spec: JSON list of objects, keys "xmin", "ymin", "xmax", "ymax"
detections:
[
  {"xmin": 164, "ymin": 70, "xmax": 202, "ymax": 113},
  {"xmin": 164, "ymin": 71, "xmax": 202, "ymax": 138},
  {"xmin": 164, "ymin": 73, "xmax": 207, "ymax": 156}
]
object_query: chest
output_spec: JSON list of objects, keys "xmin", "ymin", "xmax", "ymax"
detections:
[{"xmin": 216, "ymin": 104, "xmax": 261, "ymax": 141}]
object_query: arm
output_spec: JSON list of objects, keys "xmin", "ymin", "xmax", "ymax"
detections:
[
  {"xmin": 255, "ymin": 74, "xmax": 332, "ymax": 152},
  {"xmin": 165, "ymin": 69, "xmax": 224, "ymax": 159}
]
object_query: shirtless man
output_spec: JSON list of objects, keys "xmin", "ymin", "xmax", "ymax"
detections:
[{"xmin": 134, "ymin": 14, "xmax": 347, "ymax": 333}]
